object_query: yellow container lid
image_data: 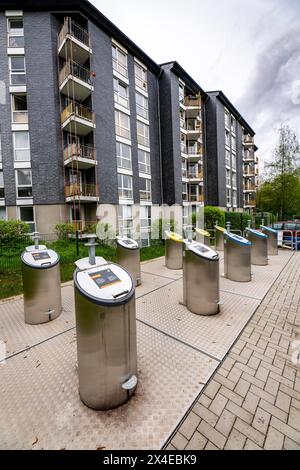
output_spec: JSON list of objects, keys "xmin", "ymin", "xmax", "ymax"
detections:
[
  {"xmin": 165, "ymin": 231, "xmax": 183, "ymax": 243},
  {"xmin": 195, "ymin": 228, "xmax": 211, "ymax": 238},
  {"xmin": 215, "ymin": 226, "xmax": 225, "ymax": 232}
]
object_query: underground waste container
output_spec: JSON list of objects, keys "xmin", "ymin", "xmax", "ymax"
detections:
[
  {"xmin": 21, "ymin": 233, "xmax": 62, "ymax": 325},
  {"xmin": 116, "ymin": 236, "xmax": 141, "ymax": 286},
  {"xmin": 246, "ymin": 228, "xmax": 268, "ymax": 266},
  {"xmin": 73, "ymin": 238, "xmax": 137, "ymax": 410},
  {"xmin": 215, "ymin": 226, "xmax": 226, "ymax": 251},
  {"xmin": 165, "ymin": 231, "xmax": 184, "ymax": 270},
  {"xmin": 195, "ymin": 228, "xmax": 211, "ymax": 246},
  {"xmin": 261, "ymin": 225, "xmax": 278, "ymax": 256},
  {"xmin": 183, "ymin": 240, "xmax": 220, "ymax": 316},
  {"xmin": 224, "ymin": 232, "xmax": 252, "ymax": 282}
]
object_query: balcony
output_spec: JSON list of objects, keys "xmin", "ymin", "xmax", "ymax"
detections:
[
  {"xmin": 243, "ymin": 135, "xmax": 255, "ymax": 146},
  {"xmin": 186, "ymin": 118, "xmax": 202, "ymax": 135},
  {"xmin": 189, "ymin": 194, "xmax": 204, "ymax": 203},
  {"xmin": 243, "ymin": 151, "xmax": 255, "ymax": 162},
  {"xmin": 63, "ymin": 143, "xmax": 97, "ymax": 169},
  {"xmin": 59, "ymin": 60, "xmax": 93, "ymax": 101},
  {"xmin": 188, "ymin": 170, "xmax": 204, "ymax": 181},
  {"xmin": 244, "ymin": 184, "xmax": 256, "ymax": 192},
  {"xmin": 244, "ymin": 170, "xmax": 256, "ymax": 177},
  {"xmin": 58, "ymin": 18, "xmax": 91, "ymax": 64},
  {"xmin": 184, "ymin": 97, "xmax": 201, "ymax": 108},
  {"xmin": 61, "ymin": 101, "xmax": 96, "ymax": 136},
  {"xmin": 65, "ymin": 183, "xmax": 98, "ymax": 203},
  {"xmin": 244, "ymin": 199, "xmax": 256, "ymax": 207},
  {"xmin": 187, "ymin": 144, "xmax": 203, "ymax": 160}
]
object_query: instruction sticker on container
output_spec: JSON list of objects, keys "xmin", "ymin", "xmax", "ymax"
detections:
[
  {"xmin": 32, "ymin": 251, "xmax": 50, "ymax": 261},
  {"xmin": 89, "ymin": 269, "xmax": 121, "ymax": 289}
]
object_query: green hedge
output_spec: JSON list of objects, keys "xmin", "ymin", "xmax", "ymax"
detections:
[
  {"xmin": 0, "ymin": 220, "xmax": 30, "ymax": 247},
  {"xmin": 204, "ymin": 206, "xmax": 225, "ymax": 229}
]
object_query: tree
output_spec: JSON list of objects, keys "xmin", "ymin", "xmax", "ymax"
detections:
[{"xmin": 264, "ymin": 125, "xmax": 300, "ymax": 220}]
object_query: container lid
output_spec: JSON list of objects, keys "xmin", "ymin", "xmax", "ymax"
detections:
[
  {"xmin": 21, "ymin": 248, "xmax": 59, "ymax": 269},
  {"xmin": 116, "ymin": 236, "xmax": 139, "ymax": 250},
  {"xmin": 246, "ymin": 228, "xmax": 268, "ymax": 238},
  {"xmin": 261, "ymin": 225, "xmax": 277, "ymax": 234},
  {"xmin": 215, "ymin": 226, "xmax": 225, "ymax": 233},
  {"xmin": 195, "ymin": 228, "xmax": 211, "ymax": 238},
  {"xmin": 74, "ymin": 262, "xmax": 134, "ymax": 306},
  {"xmin": 25, "ymin": 244, "xmax": 47, "ymax": 252},
  {"xmin": 164, "ymin": 231, "xmax": 183, "ymax": 243},
  {"xmin": 185, "ymin": 240, "xmax": 219, "ymax": 260},
  {"xmin": 225, "ymin": 232, "xmax": 251, "ymax": 246}
]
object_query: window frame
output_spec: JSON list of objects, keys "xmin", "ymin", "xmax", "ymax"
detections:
[
  {"xmin": 19, "ymin": 205, "xmax": 35, "ymax": 232},
  {"xmin": 13, "ymin": 131, "xmax": 31, "ymax": 161},
  {"xmin": 0, "ymin": 171, "xmax": 4, "ymax": 199},
  {"xmin": 112, "ymin": 44, "xmax": 128, "ymax": 79},
  {"xmin": 116, "ymin": 142, "xmax": 132, "ymax": 170},
  {"xmin": 7, "ymin": 17, "xmax": 24, "ymax": 48},
  {"xmin": 16, "ymin": 168, "xmax": 32, "ymax": 198},
  {"xmin": 113, "ymin": 77, "xmax": 129, "ymax": 109},
  {"xmin": 115, "ymin": 110, "xmax": 131, "ymax": 140},
  {"xmin": 9, "ymin": 55, "xmax": 26, "ymax": 85},
  {"xmin": 137, "ymin": 121, "xmax": 150, "ymax": 147},
  {"xmin": 134, "ymin": 62, "xmax": 148, "ymax": 92},
  {"xmin": 138, "ymin": 149, "xmax": 151, "ymax": 174},
  {"xmin": 11, "ymin": 93, "xmax": 28, "ymax": 124},
  {"xmin": 139, "ymin": 177, "xmax": 151, "ymax": 201},
  {"xmin": 118, "ymin": 173, "xmax": 133, "ymax": 200},
  {"xmin": 136, "ymin": 91, "xmax": 149, "ymax": 120}
]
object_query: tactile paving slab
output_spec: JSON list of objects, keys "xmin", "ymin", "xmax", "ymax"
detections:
[
  {"xmin": 137, "ymin": 279, "xmax": 260, "ymax": 360},
  {"xmin": 141, "ymin": 257, "xmax": 183, "ymax": 280},
  {"xmin": 136, "ymin": 272, "xmax": 175, "ymax": 299},
  {"xmin": 0, "ymin": 323, "xmax": 218, "ymax": 450}
]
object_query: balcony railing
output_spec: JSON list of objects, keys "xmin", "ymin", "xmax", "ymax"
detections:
[
  {"xmin": 58, "ymin": 18, "xmax": 90, "ymax": 50},
  {"xmin": 244, "ymin": 200, "xmax": 256, "ymax": 207},
  {"xmin": 244, "ymin": 135, "xmax": 255, "ymax": 145},
  {"xmin": 244, "ymin": 184, "xmax": 256, "ymax": 191},
  {"xmin": 186, "ymin": 119, "xmax": 201, "ymax": 132},
  {"xmin": 187, "ymin": 144, "xmax": 203, "ymax": 156},
  {"xmin": 188, "ymin": 171, "xmax": 203, "ymax": 180},
  {"xmin": 65, "ymin": 183, "xmax": 97, "ymax": 198},
  {"xmin": 61, "ymin": 101, "xmax": 95, "ymax": 125},
  {"xmin": 59, "ymin": 60, "xmax": 92, "ymax": 86},
  {"xmin": 244, "ymin": 170, "xmax": 256, "ymax": 177},
  {"xmin": 243, "ymin": 151, "xmax": 255, "ymax": 161},
  {"xmin": 67, "ymin": 219, "xmax": 98, "ymax": 232},
  {"xmin": 180, "ymin": 118, "xmax": 186, "ymax": 129},
  {"xmin": 184, "ymin": 97, "xmax": 201, "ymax": 108},
  {"xmin": 140, "ymin": 190, "xmax": 152, "ymax": 201},
  {"xmin": 63, "ymin": 143, "xmax": 96, "ymax": 162},
  {"xmin": 189, "ymin": 194, "xmax": 204, "ymax": 203}
]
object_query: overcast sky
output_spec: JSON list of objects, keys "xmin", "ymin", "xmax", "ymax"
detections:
[{"xmin": 91, "ymin": 0, "xmax": 300, "ymax": 169}]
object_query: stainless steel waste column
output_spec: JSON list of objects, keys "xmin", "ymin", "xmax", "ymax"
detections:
[
  {"xmin": 21, "ymin": 233, "xmax": 62, "ymax": 324},
  {"xmin": 195, "ymin": 228, "xmax": 211, "ymax": 246},
  {"xmin": 224, "ymin": 232, "xmax": 252, "ymax": 282},
  {"xmin": 246, "ymin": 228, "xmax": 268, "ymax": 266},
  {"xmin": 116, "ymin": 236, "xmax": 141, "ymax": 286},
  {"xmin": 261, "ymin": 225, "xmax": 278, "ymax": 256},
  {"xmin": 215, "ymin": 226, "xmax": 226, "ymax": 251},
  {"xmin": 183, "ymin": 240, "xmax": 220, "ymax": 316},
  {"xmin": 74, "ymin": 238, "xmax": 137, "ymax": 410},
  {"xmin": 165, "ymin": 231, "xmax": 184, "ymax": 270}
]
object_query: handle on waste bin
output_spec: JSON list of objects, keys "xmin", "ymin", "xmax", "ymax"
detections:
[
  {"xmin": 41, "ymin": 262, "xmax": 52, "ymax": 267},
  {"xmin": 122, "ymin": 375, "xmax": 138, "ymax": 391},
  {"xmin": 113, "ymin": 290, "xmax": 129, "ymax": 299}
]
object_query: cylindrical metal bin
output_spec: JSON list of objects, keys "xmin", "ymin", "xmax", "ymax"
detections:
[
  {"xmin": 215, "ymin": 226, "xmax": 226, "ymax": 251},
  {"xmin": 21, "ymin": 245, "xmax": 62, "ymax": 324},
  {"xmin": 246, "ymin": 228, "xmax": 268, "ymax": 266},
  {"xmin": 116, "ymin": 236, "xmax": 141, "ymax": 286},
  {"xmin": 165, "ymin": 231, "xmax": 183, "ymax": 270},
  {"xmin": 195, "ymin": 228, "xmax": 211, "ymax": 246},
  {"xmin": 74, "ymin": 258, "xmax": 137, "ymax": 410},
  {"xmin": 261, "ymin": 225, "xmax": 278, "ymax": 256},
  {"xmin": 224, "ymin": 232, "xmax": 252, "ymax": 282},
  {"xmin": 183, "ymin": 241, "xmax": 220, "ymax": 316}
]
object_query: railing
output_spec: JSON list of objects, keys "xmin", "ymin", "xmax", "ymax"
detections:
[
  {"xmin": 243, "ymin": 135, "xmax": 255, "ymax": 145},
  {"xmin": 181, "ymin": 143, "xmax": 187, "ymax": 154},
  {"xmin": 180, "ymin": 118, "xmax": 186, "ymax": 129},
  {"xmin": 140, "ymin": 191, "xmax": 152, "ymax": 201},
  {"xmin": 59, "ymin": 60, "xmax": 92, "ymax": 86},
  {"xmin": 116, "ymin": 124, "xmax": 130, "ymax": 140},
  {"xmin": 112, "ymin": 57, "xmax": 128, "ymax": 79},
  {"xmin": 67, "ymin": 220, "xmax": 98, "ymax": 232},
  {"xmin": 12, "ymin": 110, "xmax": 28, "ymax": 124},
  {"xmin": 187, "ymin": 145, "xmax": 203, "ymax": 156},
  {"xmin": 63, "ymin": 143, "xmax": 96, "ymax": 162},
  {"xmin": 186, "ymin": 119, "xmax": 201, "ymax": 132},
  {"xmin": 244, "ymin": 200, "xmax": 256, "ymax": 207},
  {"xmin": 244, "ymin": 171, "xmax": 256, "ymax": 177},
  {"xmin": 244, "ymin": 184, "xmax": 256, "ymax": 191},
  {"xmin": 184, "ymin": 97, "xmax": 201, "ymax": 108},
  {"xmin": 188, "ymin": 171, "xmax": 204, "ymax": 180},
  {"xmin": 243, "ymin": 152, "xmax": 255, "ymax": 162},
  {"xmin": 58, "ymin": 17, "xmax": 90, "ymax": 50},
  {"xmin": 61, "ymin": 101, "xmax": 95, "ymax": 124},
  {"xmin": 190, "ymin": 195, "xmax": 204, "ymax": 203},
  {"xmin": 65, "ymin": 183, "xmax": 97, "ymax": 198}
]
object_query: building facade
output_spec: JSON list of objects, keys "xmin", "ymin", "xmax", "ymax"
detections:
[{"xmin": 0, "ymin": 0, "xmax": 258, "ymax": 241}]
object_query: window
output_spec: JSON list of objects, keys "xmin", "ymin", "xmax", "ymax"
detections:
[
  {"xmin": 182, "ymin": 206, "xmax": 189, "ymax": 226},
  {"xmin": 116, "ymin": 142, "xmax": 132, "ymax": 170},
  {"xmin": 225, "ymin": 110, "xmax": 230, "ymax": 128},
  {"xmin": 232, "ymin": 172, "xmax": 237, "ymax": 188},
  {"xmin": 19, "ymin": 206, "xmax": 35, "ymax": 232},
  {"xmin": 182, "ymin": 183, "xmax": 188, "ymax": 201},
  {"xmin": 7, "ymin": 18, "xmax": 24, "ymax": 48},
  {"xmin": 16, "ymin": 169, "xmax": 32, "ymax": 198},
  {"xmin": 115, "ymin": 110, "xmax": 130, "ymax": 140},
  {"xmin": 13, "ymin": 131, "xmax": 30, "ymax": 161},
  {"xmin": 231, "ymin": 135, "xmax": 236, "ymax": 152},
  {"xmin": 232, "ymin": 190, "xmax": 237, "ymax": 206},
  {"xmin": 179, "ymin": 83, "xmax": 185, "ymax": 103},
  {"xmin": 225, "ymin": 149, "xmax": 231, "ymax": 167},
  {"xmin": 0, "ymin": 207, "xmax": 6, "ymax": 220},
  {"xmin": 182, "ymin": 159, "xmax": 187, "ymax": 178},
  {"xmin": 226, "ymin": 169, "xmax": 231, "ymax": 186},
  {"xmin": 113, "ymin": 78, "xmax": 129, "ymax": 108},
  {"xmin": 118, "ymin": 174, "xmax": 133, "ymax": 199},
  {"xmin": 0, "ymin": 134, "xmax": 2, "ymax": 161},
  {"xmin": 139, "ymin": 178, "xmax": 151, "ymax": 201},
  {"xmin": 140, "ymin": 205, "xmax": 151, "ymax": 247},
  {"xmin": 136, "ymin": 92, "xmax": 149, "ymax": 120},
  {"xmin": 12, "ymin": 94, "xmax": 28, "ymax": 123},
  {"xmin": 138, "ymin": 149, "xmax": 151, "ymax": 174},
  {"xmin": 181, "ymin": 133, "xmax": 186, "ymax": 153},
  {"xmin": 118, "ymin": 204, "xmax": 133, "ymax": 237},
  {"xmin": 135, "ymin": 62, "xmax": 147, "ymax": 91},
  {"xmin": 112, "ymin": 44, "xmax": 128, "ymax": 78},
  {"xmin": 137, "ymin": 121, "xmax": 150, "ymax": 147},
  {"xmin": 232, "ymin": 155, "xmax": 237, "ymax": 170},
  {"xmin": 226, "ymin": 188, "xmax": 231, "ymax": 205},
  {"xmin": 0, "ymin": 171, "xmax": 4, "ymax": 199},
  {"xmin": 9, "ymin": 56, "xmax": 26, "ymax": 85},
  {"xmin": 225, "ymin": 129, "xmax": 230, "ymax": 147},
  {"xmin": 231, "ymin": 116, "xmax": 236, "ymax": 134}
]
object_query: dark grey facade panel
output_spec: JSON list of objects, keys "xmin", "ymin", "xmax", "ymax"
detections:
[
  {"xmin": 127, "ymin": 54, "xmax": 139, "ymax": 204},
  {"xmin": 89, "ymin": 20, "xmax": 118, "ymax": 205},
  {"xmin": 147, "ymin": 70, "xmax": 162, "ymax": 205},
  {"xmin": 236, "ymin": 124, "xmax": 244, "ymax": 209},
  {"xmin": 0, "ymin": 14, "xmax": 16, "ymax": 205},
  {"xmin": 204, "ymin": 96, "xmax": 219, "ymax": 207},
  {"xmin": 216, "ymin": 99, "xmax": 226, "ymax": 208},
  {"xmin": 169, "ymin": 71, "xmax": 182, "ymax": 205},
  {"xmin": 24, "ymin": 12, "xmax": 65, "ymax": 205}
]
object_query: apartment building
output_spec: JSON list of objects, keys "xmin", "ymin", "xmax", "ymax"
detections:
[
  {"xmin": 159, "ymin": 62, "xmax": 207, "ymax": 227},
  {"xmin": 205, "ymin": 91, "xmax": 258, "ymax": 213},
  {"xmin": 0, "ymin": 0, "xmax": 258, "ymax": 240}
]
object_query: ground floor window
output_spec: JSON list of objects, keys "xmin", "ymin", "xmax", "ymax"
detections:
[
  {"xmin": 140, "ymin": 205, "xmax": 151, "ymax": 247},
  {"xmin": 0, "ymin": 207, "xmax": 6, "ymax": 220},
  {"xmin": 118, "ymin": 204, "xmax": 133, "ymax": 237},
  {"xmin": 19, "ymin": 206, "xmax": 35, "ymax": 232}
]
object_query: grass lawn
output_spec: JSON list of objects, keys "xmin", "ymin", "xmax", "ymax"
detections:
[{"xmin": 0, "ymin": 241, "xmax": 165, "ymax": 300}]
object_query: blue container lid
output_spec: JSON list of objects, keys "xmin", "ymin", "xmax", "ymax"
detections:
[
  {"xmin": 225, "ymin": 232, "xmax": 251, "ymax": 246},
  {"xmin": 261, "ymin": 225, "xmax": 277, "ymax": 234},
  {"xmin": 247, "ymin": 228, "xmax": 268, "ymax": 238}
]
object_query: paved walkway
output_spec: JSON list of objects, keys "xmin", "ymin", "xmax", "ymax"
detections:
[{"xmin": 167, "ymin": 252, "xmax": 300, "ymax": 450}]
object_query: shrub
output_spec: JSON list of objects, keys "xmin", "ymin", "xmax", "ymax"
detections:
[
  {"xmin": 54, "ymin": 223, "xmax": 75, "ymax": 240},
  {"xmin": 0, "ymin": 220, "xmax": 30, "ymax": 247},
  {"xmin": 204, "ymin": 206, "xmax": 225, "ymax": 229}
]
